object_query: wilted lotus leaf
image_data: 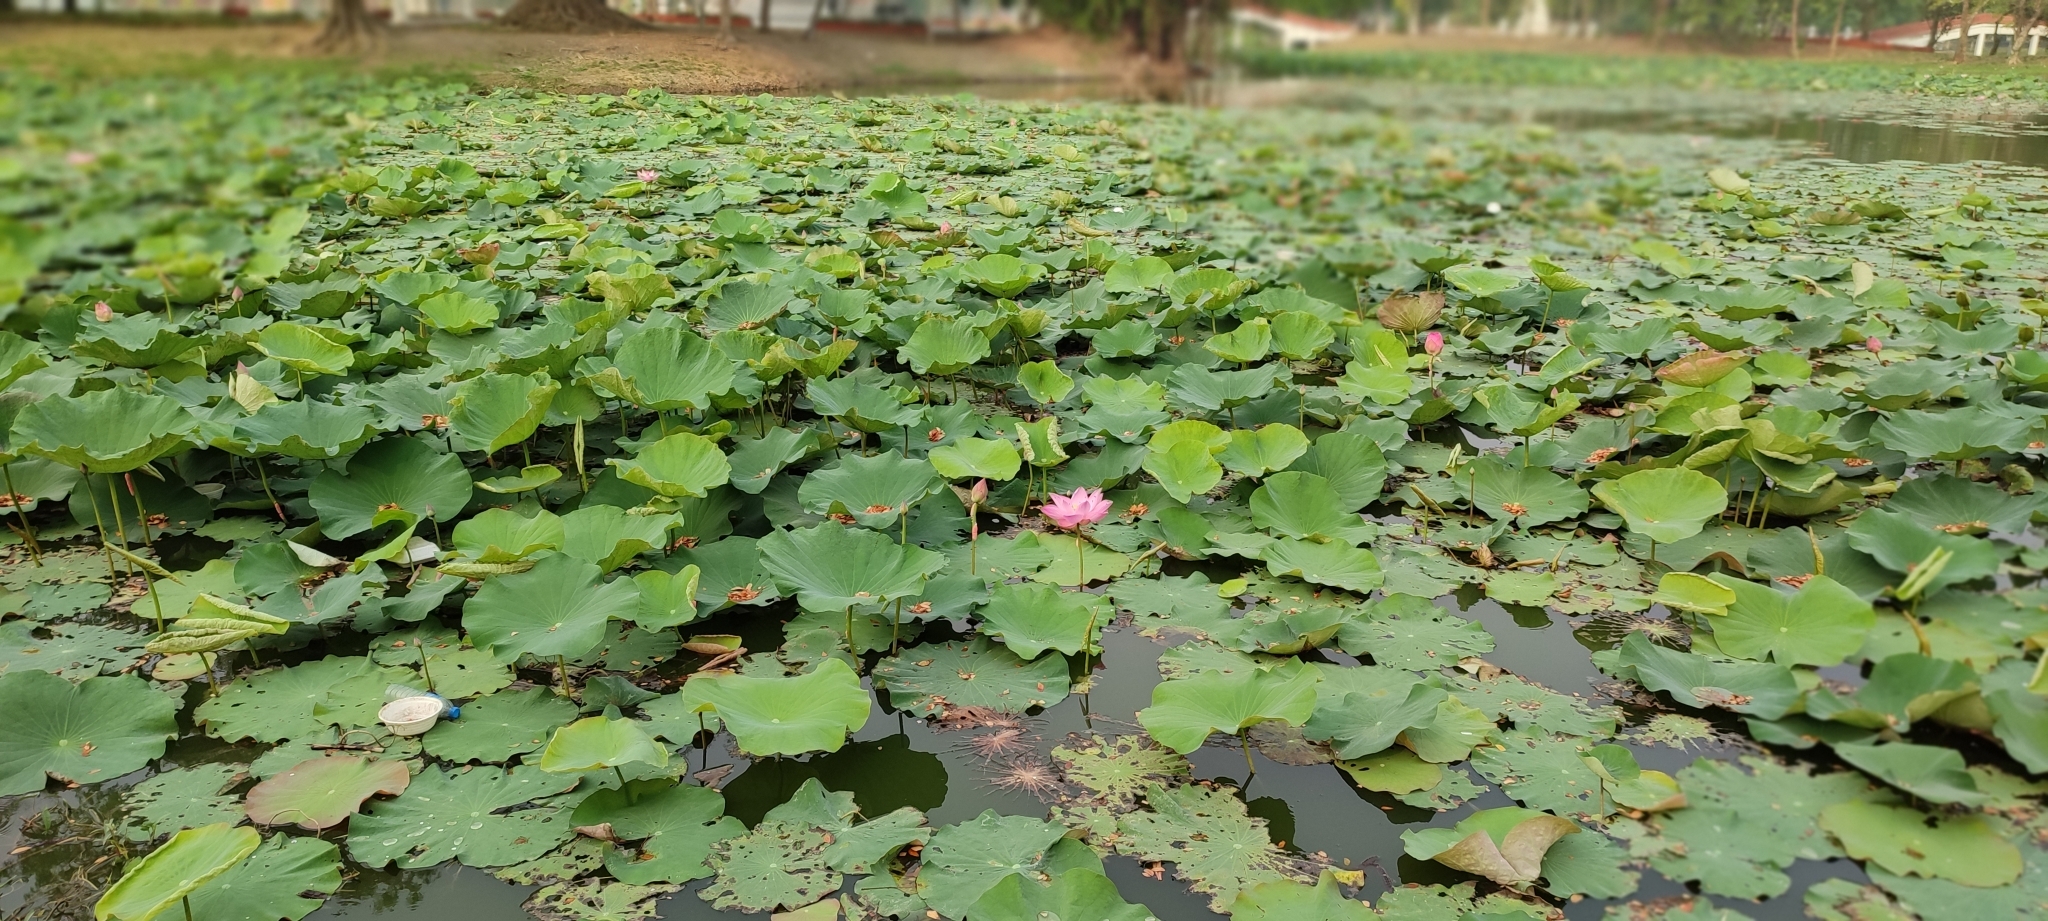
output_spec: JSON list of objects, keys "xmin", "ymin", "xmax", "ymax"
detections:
[
  {"xmin": 1401, "ymin": 806, "xmax": 1579, "ymax": 887},
  {"xmin": 1376, "ymin": 291, "xmax": 1445, "ymax": 334},
  {"xmin": 245, "ymin": 755, "xmax": 410, "ymax": 830},
  {"xmin": 1656, "ymin": 349, "xmax": 1748, "ymax": 388}
]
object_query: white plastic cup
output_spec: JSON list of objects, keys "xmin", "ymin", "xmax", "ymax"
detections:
[{"xmin": 379, "ymin": 696, "xmax": 445, "ymax": 736}]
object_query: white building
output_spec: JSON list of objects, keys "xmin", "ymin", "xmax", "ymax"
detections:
[{"xmin": 1868, "ymin": 14, "xmax": 2044, "ymax": 56}]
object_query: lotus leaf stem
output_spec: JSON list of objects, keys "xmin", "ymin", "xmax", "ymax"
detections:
[
  {"xmin": 558, "ymin": 655, "xmax": 570, "ymax": 696},
  {"xmin": 418, "ymin": 642, "xmax": 435, "ymax": 692},
  {"xmin": 81, "ymin": 467, "xmax": 122, "ymax": 585},
  {"xmin": 1238, "ymin": 727, "xmax": 1256, "ymax": 778},
  {"xmin": 255, "ymin": 456, "xmax": 285, "ymax": 522},
  {"xmin": 2, "ymin": 463, "xmax": 41, "ymax": 565},
  {"xmin": 106, "ymin": 475, "xmax": 135, "ymax": 563},
  {"xmin": 125, "ymin": 473, "xmax": 154, "ymax": 547},
  {"xmin": 574, "ymin": 418, "xmax": 588, "ymax": 492}
]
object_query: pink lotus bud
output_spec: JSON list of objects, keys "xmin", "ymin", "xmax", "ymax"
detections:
[
  {"xmin": 231, "ymin": 286, "xmax": 244, "ymax": 302},
  {"xmin": 636, "ymin": 169, "xmax": 660, "ymax": 183},
  {"xmin": 968, "ymin": 478, "xmax": 989, "ymax": 505},
  {"xmin": 1866, "ymin": 336, "xmax": 1882, "ymax": 354},
  {"xmin": 1423, "ymin": 331, "xmax": 1445, "ymax": 357},
  {"xmin": 938, "ymin": 221, "xmax": 952, "ymax": 235},
  {"xmin": 236, "ymin": 362, "xmax": 250, "ymax": 374},
  {"xmin": 93, "ymin": 301, "xmax": 112, "ymax": 322}
]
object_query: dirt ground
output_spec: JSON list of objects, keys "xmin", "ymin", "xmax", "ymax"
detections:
[{"xmin": 0, "ymin": 17, "xmax": 1143, "ymax": 94}]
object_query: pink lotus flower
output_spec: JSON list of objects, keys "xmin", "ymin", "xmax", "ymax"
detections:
[
  {"xmin": 1043, "ymin": 487, "xmax": 1111, "ymax": 531},
  {"xmin": 938, "ymin": 221, "xmax": 952, "ymax": 235},
  {"xmin": 66, "ymin": 151, "xmax": 96, "ymax": 167},
  {"xmin": 1866, "ymin": 336, "xmax": 1882, "ymax": 354},
  {"xmin": 1423, "ymin": 331, "xmax": 1444, "ymax": 356},
  {"xmin": 93, "ymin": 301, "xmax": 112, "ymax": 322},
  {"xmin": 636, "ymin": 169, "xmax": 660, "ymax": 183}
]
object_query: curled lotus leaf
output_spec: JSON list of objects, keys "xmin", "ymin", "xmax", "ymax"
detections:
[
  {"xmin": 1400, "ymin": 806, "xmax": 1580, "ymax": 887},
  {"xmin": 1376, "ymin": 291, "xmax": 1444, "ymax": 334},
  {"xmin": 94, "ymin": 823, "xmax": 261, "ymax": 921}
]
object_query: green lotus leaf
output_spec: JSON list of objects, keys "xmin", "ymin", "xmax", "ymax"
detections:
[
  {"xmin": 180, "ymin": 835, "xmax": 342, "ymax": 921},
  {"xmin": 145, "ymin": 593, "xmax": 290, "ymax": 656},
  {"xmin": 193, "ymin": 655, "xmax": 411, "ymax": 743},
  {"xmin": 958, "ymin": 253, "xmax": 1046, "ymax": 298},
  {"xmin": 1455, "ymin": 457, "xmax": 1589, "ymax": 526},
  {"xmin": 976, "ymin": 581, "xmax": 1103, "ymax": 659},
  {"xmin": 0, "ymin": 671, "xmax": 180, "ymax": 796},
  {"xmin": 758, "ymin": 521, "xmax": 945, "ymax": 613},
  {"xmin": 1269, "ymin": 311, "xmax": 1336, "ymax": 361},
  {"xmin": 1143, "ymin": 439, "xmax": 1223, "ymax": 503},
  {"xmin": 593, "ymin": 325, "xmax": 737, "ymax": 411},
  {"xmin": 916, "ymin": 811, "xmax": 1080, "ymax": 918},
  {"xmin": 1335, "ymin": 360, "xmax": 1413, "ymax": 405},
  {"xmin": 873, "ymin": 637, "xmax": 1070, "ymax": 717},
  {"xmin": 11, "ymin": 388, "xmax": 195, "ymax": 473},
  {"xmin": 972, "ymin": 868, "xmax": 1157, "ymax": 921},
  {"xmin": 1887, "ymin": 474, "xmax": 2036, "ymax": 534},
  {"xmin": 1611, "ymin": 633, "xmax": 1799, "ymax": 719},
  {"xmin": 1818, "ymin": 800, "xmax": 2020, "ymax": 887},
  {"xmin": 587, "ymin": 264, "xmax": 674, "ymax": 312},
  {"xmin": 1401, "ymin": 806, "xmax": 1578, "ymax": 887},
  {"xmin": 899, "ymin": 316, "xmax": 993, "ymax": 375},
  {"xmin": 1206, "ymin": 317, "xmax": 1273, "ymax": 363},
  {"xmin": 1250, "ymin": 471, "xmax": 1371, "ymax": 543},
  {"xmin": 1869, "ymin": 405, "xmax": 2038, "ymax": 462},
  {"xmin": 1289, "ymin": 431, "xmax": 1388, "ymax": 508},
  {"xmin": 452, "ymin": 506, "xmax": 564, "ymax": 563},
  {"xmin": 117, "ymin": 763, "xmax": 246, "ymax": 843},
  {"xmin": 1590, "ymin": 467, "xmax": 1726, "ymax": 544},
  {"xmin": 421, "ymin": 687, "xmax": 578, "ymax": 764},
  {"xmin": 464, "ymin": 554, "xmax": 639, "ymax": 663},
  {"xmin": 251, "ymin": 322, "xmax": 355, "ymax": 377},
  {"xmin": 1218, "ymin": 424, "xmax": 1309, "ymax": 478},
  {"xmin": 688, "ymin": 657, "xmax": 869, "ymax": 757},
  {"xmin": 929, "ymin": 437, "xmax": 1022, "ymax": 481},
  {"xmin": 797, "ymin": 452, "xmax": 941, "ymax": 528},
  {"xmin": 244, "ymin": 755, "xmax": 411, "ymax": 830},
  {"xmin": 726, "ymin": 427, "xmax": 814, "ymax": 494},
  {"xmin": 475, "ymin": 464, "xmax": 562, "ymax": 494},
  {"xmin": 346, "ymin": 764, "xmax": 580, "ymax": 869},
  {"xmin": 307, "ymin": 437, "xmax": 471, "ymax": 538},
  {"xmin": 570, "ymin": 779, "xmax": 744, "ymax": 885},
  {"xmin": 1336, "ymin": 748, "xmax": 1443, "ymax": 794},
  {"xmin": 95, "ymin": 823, "xmax": 261, "ymax": 921},
  {"xmin": 807, "ymin": 367, "xmax": 922, "ymax": 433},
  {"xmin": 609, "ymin": 432, "xmax": 730, "ymax": 498},
  {"xmin": 227, "ymin": 400, "xmax": 381, "ymax": 460},
  {"xmin": 538, "ymin": 714, "xmax": 670, "ymax": 773},
  {"xmin": 1112, "ymin": 782, "xmax": 1300, "ymax": 911},
  {"xmin": 417, "ymin": 291, "xmax": 499, "ymax": 333},
  {"xmin": 1651, "ymin": 572, "xmax": 1735, "ymax": 615},
  {"xmin": 1170, "ymin": 267, "xmax": 1252, "ymax": 310},
  {"xmin": 0, "ymin": 331, "xmax": 48, "ymax": 391},
  {"xmin": 1015, "ymin": 359, "xmax": 1075, "ymax": 406},
  {"xmin": 1443, "ymin": 265, "xmax": 1521, "ymax": 298},
  {"xmin": 1138, "ymin": 664, "xmax": 1320, "ymax": 754},
  {"xmin": 1845, "ymin": 508, "xmax": 2006, "ymax": 596},
  {"xmin": 1261, "ymin": 538, "xmax": 1384, "ymax": 593},
  {"xmin": 1703, "ymin": 574, "xmax": 1873, "ymax": 667},
  {"xmin": 1167, "ymin": 363, "xmax": 1288, "ymax": 412},
  {"xmin": 1303, "ymin": 681, "xmax": 1447, "ymax": 759},
  {"xmin": 561, "ymin": 504, "xmax": 674, "ymax": 572},
  {"xmin": 448, "ymin": 371, "xmax": 558, "ymax": 454},
  {"xmin": 1830, "ymin": 740, "xmax": 1987, "ymax": 805}
]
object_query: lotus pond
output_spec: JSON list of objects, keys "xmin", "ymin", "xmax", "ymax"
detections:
[{"xmin": 3, "ymin": 64, "xmax": 2048, "ymax": 921}]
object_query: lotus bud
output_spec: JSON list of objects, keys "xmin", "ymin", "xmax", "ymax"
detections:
[
  {"xmin": 1866, "ymin": 336, "xmax": 1882, "ymax": 354},
  {"xmin": 231, "ymin": 286, "xmax": 244, "ymax": 302},
  {"xmin": 938, "ymin": 221, "xmax": 952, "ymax": 235},
  {"xmin": 1376, "ymin": 291, "xmax": 1445, "ymax": 334},
  {"xmin": 1423, "ymin": 331, "xmax": 1445, "ymax": 357},
  {"xmin": 636, "ymin": 169, "xmax": 660, "ymax": 183},
  {"xmin": 93, "ymin": 300, "xmax": 112, "ymax": 322},
  {"xmin": 1654, "ymin": 349, "xmax": 1747, "ymax": 388},
  {"xmin": 2021, "ymin": 326, "xmax": 2036, "ymax": 344},
  {"xmin": 969, "ymin": 479, "xmax": 989, "ymax": 505}
]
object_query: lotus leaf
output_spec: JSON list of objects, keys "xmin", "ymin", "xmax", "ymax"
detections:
[
  {"xmin": 252, "ymin": 323, "xmax": 353, "ymax": 377},
  {"xmin": 595, "ymin": 325, "xmax": 736, "ymax": 411},
  {"xmin": 917, "ymin": 810, "xmax": 1089, "ymax": 918},
  {"xmin": 1818, "ymin": 800, "xmax": 2020, "ymax": 887},
  {"xmin": 1611, "ymin": 634, "xmax": 1800, "ymax": 719},
  {"xmin": 180, "ymin": 835, "xmax": 343, "ymax": 921},
  {"xmin": 347, "ymin": 764, "xmax": 580, "ymax": 869},
  {"xmin": 307, "ymin": 437, "xmax": 471, "ymax": 538},
  {"xmin": 976, "ymin": 581, "xmax": 1103, "ymax": 658},
  {"xmin": 229, "ymin": 400, "xmax": 381, "ymax": 460},
  {"xmin": 928, "ymin": 437, "xmax": 1022, "ymax": 481},
  {"xmin": 1303, "ymin": 681, "xmax": 1448, "ymax": 759},
  {"xmin": 1703, "ymin": 574, "xmax": 1872, "ymax": 666},
  {"xmin": 972, "ymin": 868, "xmax": 1157, "ymax": 921},
  {"xmin": 538, "ymin": 714, "xmax": 670, "ymax": 773},
  {"xmin": 1591, "ymin": 468, "xmax": 1726, "ymax": 545},
  {"xmin": 874, "ymin": 638, "xmax": 1070, "ymax": 716},
  {"xmin": 608, "ymin": 432, "xmax": 729, "ymax": 498},
  {"xmin": 465, "ymin": 555, "xmax": 640, "ymax": 663},
  {"xmin": 95, "ymin": 823, "xmax": 261, "ymax": 921},
  {"xmin": 757, "ymin": 521, "xmax": 945, "ymax": 613},
  {"xmin": 1138, "ymin": 665, "xmax": 1320, "ymax": 754},
  {"xmin": 0, "ymin": 671, "xmax": 179, "ymax": 795},
  {"xmin": 118, "ymin": 763, "xmax": 248, "ymax": 842},
  {"xmin": 1830, "ymin": 740, "xmax": 1987, "ymax": 805},
  {"xmin": 688, "ymin": 657, "xmax": 869, "ymax": 756},
  {"xmin": 452, "ymin": 506, "xmax": 565, "ymax": 563},
  {"xmin": 12, "ymin": 388, "xmax": 195, "ymax": 473},
  {"xmin": 1402, "ymin": 807, "xmax": 1579, "ymax": 887},
  {"xmin": 449, "ymin": 371, "xmax": 559, "ymax": 454},
  {"xmin": 1113, "ymin": 783, "xmax": 1303, "ymax": 910},
  {"xmin": 572, "ymin": 779, "xmax": 743, "ymax": 884},
  {"xmin": 245, "ymin": 755, "xmax": 410, "ymax": 830},
  {"xmin": 422, "ymin": 687, "xmax": 578, "ymax": 764},
  {"xmin": 797, "ymin": 452, "xmax": 941, "ymax": 527}
]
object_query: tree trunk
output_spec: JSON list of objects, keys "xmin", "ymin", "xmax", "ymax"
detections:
[
  {"xmin": 1650, "ymin": 0, "xmax": 1669, "ymax": 48},
  {"xmin": 1477, "ymin": 0, "xmax": 1491, "ymax": 31},
  {"xmin": 757, "ymin": 0, "xmax": 770, "ymax": 30},
  {"xmin": 2009, "ymin": 0, "xmax": 2037, "ymax": 61},
  {"xmin": 1927, "ymin": 1, "xmax": 1945, "ymax": 52},
  {"xmin": 720, "ymin": 0, "xmax": 732, "ymax": 38},
  {"xmin": 1954, "ymin": 0, "xmax": 1974, "ymax": 59},
  {"xmin": 1400, "ymin": 0, "xmax": 1418, "ymax": 34},
  {"xmin": 1788, "ymin": 0, "xmax": 1801, "ymax": 57},
  {"xmin": 308, "ymin": 0, "xmax": 384, "ymax": 52},
  {"xmin": 501, "ymin": 0, "xmax": 651, "ymax": 31},
  {"xmin": 803, "ymin": 0, "xmax": 826, "ymax": 36},
  {"xmin": 1827, "ymin": 0, "xmax": 1845, "ymax": 55},
  {"xmin": 1858, "ymin": 0, "xmax": 1875, "ymax": 40}
]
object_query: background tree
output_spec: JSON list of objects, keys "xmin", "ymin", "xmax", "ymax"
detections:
[
  {"xmin": 501, "ymin": 0, "xmax": 650, "ymax": 32},
  {"xmin": 309, "ymin": 0, "xmax": 383, "ymax": 51}
]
